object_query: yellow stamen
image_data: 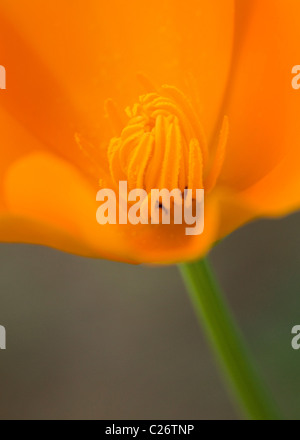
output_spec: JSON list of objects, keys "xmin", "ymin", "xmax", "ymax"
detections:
[
  {"xmin": 106, "ymin": 84, "xmax": 228, "ymax": 202},
  {"xmin": 127, "ymin": 132, "xmax": 154, "ymax": 190},
  {"xmin": 108, "ymin": 137, "xmax": 127, "ymax": 186},
  {"xmin": 144, "ymin": 115, "xmax": 167, "ymax": 191},
  {"xmin": 159, "ymin": 117, "xmax": 182, "ymax": 191},
  {"xmin": 161, "ymin": 85, "xmax": 209, "ymax": 165},
  {"xmin": 188, "ymin": 138, "xmax": 204, "ymax": 191}
]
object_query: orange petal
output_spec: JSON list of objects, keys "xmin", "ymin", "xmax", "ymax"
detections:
[
  {"xmin": 3, "ymin": 151, "xmax": 218, "ymax": 264},
  {"xmin": 238, "ymin": 155, "xmax": 300, "ymax": 217},
  {"xmin": 220, "ymin": 0, "xmax": 300, "ymax": 206},
  {"xmin": 0, "ymin": 11, "xmax": 108, "ymax": 183},
  {"xmin": 123, "ymin": 195, "xmax": 219, "ymax": 265},
  {"xmin": 0, "ymin": 213, "xmax": 99, "ymax": 258},
  {"xmin": 3, "ymin": 152, "xmax": 136, "ymax": 262},
  {"xmin": 0, "ymin": 106, "xmax": 45, "ymax": 209},
  {"xmin": 0, "ymin": 1, "xmax": 234, "ymax": 263},
  {"xmin": 0, "ymin": 0, "xmax": 234, "ymax": 149}
]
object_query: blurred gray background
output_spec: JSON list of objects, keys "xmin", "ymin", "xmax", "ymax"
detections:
[{"xmin": 1, "ymin": 212, "xmax": 300, "ymax": 420}]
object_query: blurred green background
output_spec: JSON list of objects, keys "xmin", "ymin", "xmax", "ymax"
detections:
[{"xmin": 0, "ymin": 212, "xmax": 300, "ymax": 420}]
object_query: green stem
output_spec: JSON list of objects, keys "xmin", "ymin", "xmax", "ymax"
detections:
[{"xmin": 179, "ymin": 258, "xmax": 281, "ymax": 420}]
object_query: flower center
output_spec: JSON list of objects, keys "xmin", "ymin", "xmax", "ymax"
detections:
[{"xmin": 107, "ymin": 85, "xmax": 229, "ymax": 195}]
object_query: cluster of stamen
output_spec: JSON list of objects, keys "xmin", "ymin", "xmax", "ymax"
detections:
[{"xmin": 107, "ymin": 85, "xmax": 228, "ymax": 200}]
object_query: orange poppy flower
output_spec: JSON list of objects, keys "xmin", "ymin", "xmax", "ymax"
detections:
[{"xmin": 0, "ymin": 0, "xmax": 299, "ymax": 264}]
